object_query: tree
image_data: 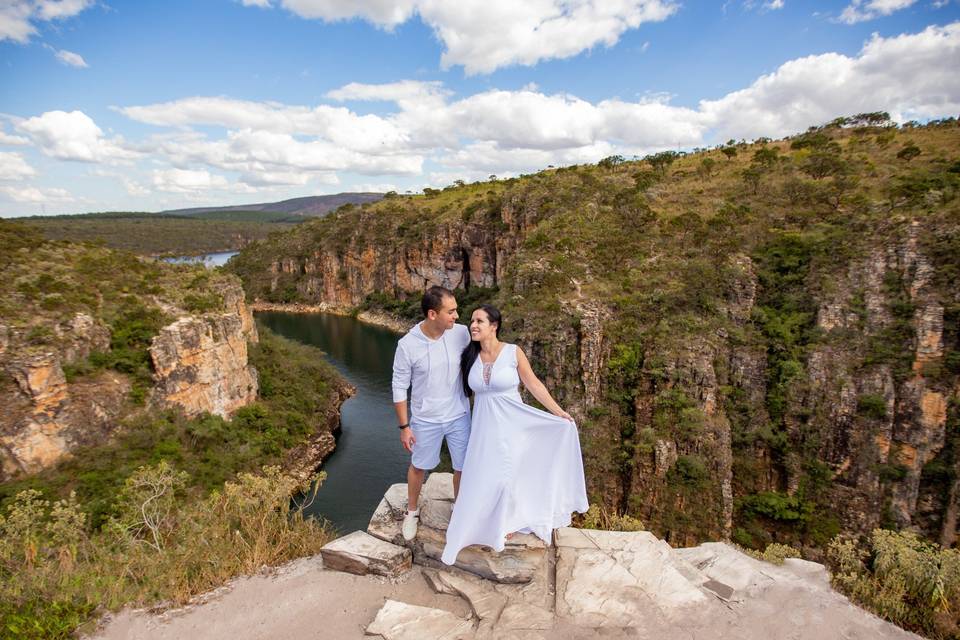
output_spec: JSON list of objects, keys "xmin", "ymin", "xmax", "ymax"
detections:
[
  {"xmin": 752, "ymin": 146, "xmax": 780, "ymax": 168},
  {"xmin": 741, "ymin": 166, "xmax": 764, "ymax": 194},
  {"xmin": 598, "ymin": 154, "xmax": 626, "ymax": 169},
  {"xmin": 802, "ymin": 152, "xmax": 849, "ymax": 180},
  {"xmin": 896, "ymin": 144, "xmax": 921, "ymax": 162},
  {"xmin": 698, "ymin": 157, "xmax": 717, "ymax": 179},
  {"xmin": 646, "ymin": 151, "xmax": 678, "ymax": 175},
  {"xmin": 721, "ymin": 146, "xmax": 738, "ymax": 160}
]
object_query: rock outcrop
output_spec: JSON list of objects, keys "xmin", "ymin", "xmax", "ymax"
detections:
[
  {"xmin": 341, "ymin": 474, "xmax": 920, "ymax": 639},
  {"xmin": 148, "ymin": 285, "xmax": 259, "ymax": 418},
  {"xmin": 0, "ymin": 279, "xmax": 260, "ymax": 481}
]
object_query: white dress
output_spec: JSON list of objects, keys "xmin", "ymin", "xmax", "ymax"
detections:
[{"xmin": 440, "ymin": 344, "xmax": 589, "ymax": 565}]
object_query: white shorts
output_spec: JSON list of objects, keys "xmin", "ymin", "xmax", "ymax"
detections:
[{"xmin": 410, "ymin": 413, "xmax": 471, "ymax": 471}]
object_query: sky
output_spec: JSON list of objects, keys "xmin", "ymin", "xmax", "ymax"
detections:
[{"xmin": 0, "ymin": 0, "xmax": 958, "ymax": 217}]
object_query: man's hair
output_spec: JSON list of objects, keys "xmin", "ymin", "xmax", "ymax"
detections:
[{"xmin": 421, "ymin": 285, "xmax": 455, "ymax": 317}]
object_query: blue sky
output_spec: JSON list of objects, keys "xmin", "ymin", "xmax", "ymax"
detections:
[{"xmin": 0, "ymin": 0, "xmax": 958, "ymax": 216}]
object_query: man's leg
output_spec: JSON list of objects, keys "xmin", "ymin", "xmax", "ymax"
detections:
[
  {"xmin": 445, "ymin": 413, "xmax": 471, "ymax": 502},
  {"xmin": 403, "ymin": 420, "xmax": 442, "ymax": 541},
  {"xmin": 407, "ymin": 464, "xmax": 426, "ymax": 511}
]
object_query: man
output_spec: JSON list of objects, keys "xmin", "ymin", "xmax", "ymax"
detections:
[{"xmin": 392, "ymin": 285, "xmax": 471, "ymax": 541}]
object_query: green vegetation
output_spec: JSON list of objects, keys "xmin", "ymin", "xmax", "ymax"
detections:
[
  {"xmin": 19, "ymin": 211, "xmax": 295, "ymax": 256},
  {"xmin": 0, "ymin": 324, "xmax": 344, "ymax": 636},
  {"xmin": 227, "ymin": 116, "xmax": 960, "ymax": 563},
  {"xmin": 0, "ymin": 466, "xmax": 331, "ymax": 639},
  {"xmin": 828, "ymin": 530, "xmax": 960, "ymax": 639}
]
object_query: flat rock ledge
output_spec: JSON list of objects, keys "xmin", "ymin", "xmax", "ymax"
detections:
[
  {"xmin": 366, "ymin": 473, "xmax": 547, "ymax": 584},
  {"xmin": 323, "ymin": 473, "xmax": 922, "ymax": 640},
  {"xmin": 319, "ymin": 530, "xmax": 411, "ymax": 579}
]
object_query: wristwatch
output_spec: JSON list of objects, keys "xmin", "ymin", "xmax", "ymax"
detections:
[{"xmin": 398, "ymin": 423, "xmax": 410, "ymax": 429}]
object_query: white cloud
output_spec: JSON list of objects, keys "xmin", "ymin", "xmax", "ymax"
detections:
[
  {"xmin": 53, "ymin": 48, "xmax": 88, "ymax": 68},
  {"xmin": 152, "ymin": 168, "xmax": 230, "ymax": 193},
  {"xmin": 17, "ymin": 110, "xmax": 141, "ymax": 163},
  {"xmin": 699, "ymin": 21, "xmax": 960, "ymax": 140},
  {"xmin": 0, "ymin": 152, "xmax": 37, "ymax": 181},
  {"xmin": 240, "ymin": 0, "xmax": 273, "ymax": 7},
  {"xmin": 243, "ymin": 0, "xmax": 679, "ymax": 74},
  {"xmin": 0, "ymin": 131, "xmax": 30, "ymax": 146},
  {"xmin": 123, "ymin": 179, "xmax": 150, "ymax": 197},
  {"xmin": 109, "ymin": 21, "xmax": 960, "ymax": 190},
  {"xmin": 0, "ymin": 185, "xmax": 74, "ymax": 203},
  {"xmin": 838, "ymin": 0, "xmax": 917, "ymax": 24},
  {"xmin": 0, "ymin": 0, "xmax": 94, "ymax": 43}
]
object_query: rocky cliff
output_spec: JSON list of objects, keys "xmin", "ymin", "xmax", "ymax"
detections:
[
  {"xmin": 0, "ymin": 223, "xmax": 261, "ymax": 481},
  {"xmin": 229, "ymin": 117, "xmax": 960, "ymax": 551}
]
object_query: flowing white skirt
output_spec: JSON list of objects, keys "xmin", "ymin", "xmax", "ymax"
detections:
[{"xmin": 440, "ymin": 391, "xmax": 589, "ymax": 565}]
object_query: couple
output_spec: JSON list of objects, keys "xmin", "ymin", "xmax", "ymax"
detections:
[{"xmin": 391, "ymin": 285, "xmax": 588, "ymax": 565}]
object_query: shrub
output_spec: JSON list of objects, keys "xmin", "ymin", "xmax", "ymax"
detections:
[
  {"xmin": 577, "ymin": 503, "xmax": 645, "ymax": 532},
  {"xmin": 744, "ymin": 542, "xmax": 802, "ymax": 565},
  {"xmin": 827, "ymin": 530, "xmax": 960, "ymax": 638},
  {"xmin": 857, "ymin": 394, "xmax": 888, "ymax": 420}
]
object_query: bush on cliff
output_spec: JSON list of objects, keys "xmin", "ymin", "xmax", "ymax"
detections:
[{"xmin": 828, "ymin": 529, "xmax": 960, "ymax": 639}]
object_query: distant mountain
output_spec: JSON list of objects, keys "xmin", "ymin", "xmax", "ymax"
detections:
[{"xmin": 161, "ymin": 193, "xmax": 384, "ymax": 218}]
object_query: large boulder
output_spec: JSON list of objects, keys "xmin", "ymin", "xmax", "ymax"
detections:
[{"xmin": 319, "ymin": 530, "xmax": 411, "ymax": 578}]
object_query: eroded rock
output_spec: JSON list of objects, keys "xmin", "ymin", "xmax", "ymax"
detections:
[{"xmin": 320, "ymin": 530, "xmax": 411, "ymax": 579}]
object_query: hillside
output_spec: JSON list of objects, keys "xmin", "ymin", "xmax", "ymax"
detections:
[
  {"xmin": 19, "ymin": 211, "xmax": 295, "ymax": 256},
  {"xmin": 0, "ymin": 221, "xmax": 350, "ymax": 635},
  {"xmin": 229, "ymin": 115, "xmax": 960, "ymax": 556},
  {"xmin": 162, "ymin": 192, "xmax": 384, "ymax": 218}
]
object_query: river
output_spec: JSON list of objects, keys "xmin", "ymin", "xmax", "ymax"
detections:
[
  {"xmin": 164, "ymin": 250, "xmax": 239, "ymax": 268},
  {"xmin": 256, "ymin": 311, "xmax": 422, "ymax": 535}
]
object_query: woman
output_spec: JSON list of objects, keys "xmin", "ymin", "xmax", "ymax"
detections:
[{"xmin": 440, "ymin": 305, "xmax": 588, "ymax": 565}]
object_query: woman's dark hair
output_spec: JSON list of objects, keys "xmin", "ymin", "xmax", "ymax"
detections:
[
  {"xmin": 421, "ymin": 285, "xmax": 454, "ymax": 317},
  {"xmin": 460, "ymin": 304, "xmax": 502, "ymax": 397}
]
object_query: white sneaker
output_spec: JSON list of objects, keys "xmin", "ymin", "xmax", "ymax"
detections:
[{"xmin": 402, "ymin": 509, "xmax": 420, "ymax": 541}]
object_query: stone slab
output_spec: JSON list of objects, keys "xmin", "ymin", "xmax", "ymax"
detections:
[
  {"xmin": 675, "ymin": 542, "xmax": 775, "ymax": 599},
  {"xmin": 418, "ymin": 524, "xmax": 546, "ymax": 584},
  {"xmin": 554, "ymin": 527, "xmax": 715, "ymax": 627},
  {"xmin": 320, "ymin": 530, "xmax": 411, "ymax": 579},
  {"xmin": 367, "ymin": 483, "xmax": 408, "ymax": 546},
  {"xmin": 495, "ymin": 603, "xmax": 554, "ymax": 631},
  {"xmin": 365, "ymin": 599, "xmax": 474, "ymax": 640},
  {"xmin": 422, "ymin": 472, "xmax": 455, "ymax": 503},
  {"xmin": 434, "ymin": 570, "xmax": 508, "ymax": 621}
]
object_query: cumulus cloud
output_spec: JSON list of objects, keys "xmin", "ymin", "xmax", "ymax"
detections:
[
  {"xmin": 17, "ymin": 110, "xmax": 141, "ymax": 163},
  {"xmin": 152, "ymin": 168, "xmax": 230, "ymax": 193},
  {"xmin": 838, "ymin": 0, "xmax": 917, "ymax": 24},
  {"xmin": 0, "ymin": 152, "xmax": 37, "ymax": 181},
  {"xmin": 242, "ymin": 0, "xmax": 679, "ymax": 74},
  {"xmin": 0, "ymin": 131, "xmax": 30, "ymax": 146},
  {"xmin": 0, "ymin": 185, "xmax": 74, "ymax": 203},
  {"xmin": 96, "ymin": 21, "xmax": 960, "ymax": 196},
  {"xmin": 0, "ymin": 0, "xmax": 94, "ymax": 43},
  {"xmin": 53, "ymin": 48, "xmax": 88, "ymax": 67},
  {"xmin": 699, "ymin": 21, "xmax": 960, "ymax": 140}
]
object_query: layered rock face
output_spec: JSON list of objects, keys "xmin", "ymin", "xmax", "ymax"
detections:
[
  {"xmin": 236, "ymin": 200, "xmax": 959, "ymax": 549},
  {"xmin": 149, "ymin": 283, "xmax": 259, "ymax": 418},
  {"xmin": 0, "ymin": 279, "xmax": 259, "ymax": 481},
  {"xmin": 0, "ymin": 313, "xmax": 128, "ymax": 480}
]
